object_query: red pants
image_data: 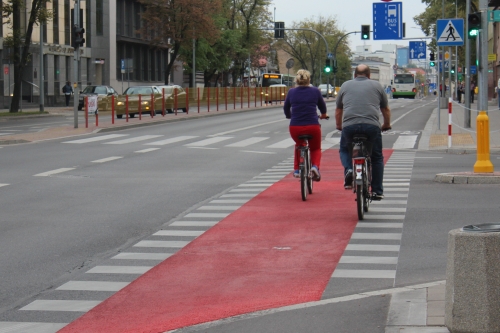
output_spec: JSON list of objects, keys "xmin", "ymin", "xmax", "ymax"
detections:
[{"xmin": 289, "ymin": 125, "xmax": 322, "ymax": 170}]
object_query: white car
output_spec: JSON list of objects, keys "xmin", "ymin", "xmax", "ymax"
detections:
[{"xmin": 318, "ymin": 84, "xmax": 334, "ymax": 97}]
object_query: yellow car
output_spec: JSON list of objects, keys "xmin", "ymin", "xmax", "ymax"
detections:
[
  {"xmin": 78, "ymin": 85, "xmax": 118, "ymax": 111},
  {"xmin": 157, "ymin": 85, "xmax": 188, "ymax": 113},
  {"xmin": 115, "ymin": 86, "xmax": 162, "ymax": 118}
]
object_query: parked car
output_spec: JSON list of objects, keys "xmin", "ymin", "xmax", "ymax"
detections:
[
  {"xmin": 78, "ymin": 85, "xmax": 118, "ymax": 111},
  {"xmin": 262, "ymin": 84, "xmax": 288, "ymax": 103},
  {"xmin": 115, "ymin": 86, "xmax": 162, "ymax": 118},
  {"xmin": 157, "ymin": 85, "xmax": 187, "ymax": 113},
  {"xmin": 318, "ymin": 84, "xmax": 334, "ymax": 97}
]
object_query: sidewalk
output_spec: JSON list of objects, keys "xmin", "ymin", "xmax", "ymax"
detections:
[{"xmin": 425, "ymin": 98, "xmax": 500, "ymax": 152}]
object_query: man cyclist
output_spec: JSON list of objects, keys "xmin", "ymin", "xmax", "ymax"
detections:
[{"xmin": 335, "ymin": 64, "xmax": 391, "ymax": 200}]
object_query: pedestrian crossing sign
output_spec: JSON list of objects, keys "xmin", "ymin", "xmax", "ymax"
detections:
[{"xmin": 437, "ymin": 19, "xmax": 464, "ymax": 46}]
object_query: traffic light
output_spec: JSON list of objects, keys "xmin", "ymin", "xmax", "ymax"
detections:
[
  {"xmin": 361, "ymin": 25, "xmax": 370, "ymax": 40},
  {"xmin": 72, "ymin": 25, "xmax": 85, "ymax": 48},
  {"xmin": 324, "ymin": 59, "xmax": 331, "ymax": 74},
  {"xmin": 430, "ymin": 61, "xmax": 435, "ymax": 67},
  {"xmin": 451, "ymin": 66, "xmax": 455, "ymax": 74},
  {"xmin": 430, "ymin": 52, "xmax": 435, "ymax": 61},
  {"xmin": 274, "ymin": 22, "xmax": 284, "ymax": 39},
  {"xmin": 468, "ymin": 12, "xmax": 481, "ymax": 39}
]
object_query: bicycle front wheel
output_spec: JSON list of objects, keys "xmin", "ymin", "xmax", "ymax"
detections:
[{"xmin": 356, "ymin": 183, "xmax": 365, "ymax": 220}]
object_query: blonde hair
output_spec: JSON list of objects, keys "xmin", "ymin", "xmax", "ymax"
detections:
[{"xmin": 295, "ymin": 69, "xmax": 311, "ymax": 86}]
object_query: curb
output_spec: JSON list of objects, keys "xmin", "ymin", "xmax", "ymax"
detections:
[{"xmin": 434, "ymin": 172, "xmax": 500, "ymax": 184}]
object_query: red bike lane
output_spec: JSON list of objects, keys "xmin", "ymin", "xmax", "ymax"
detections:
[{"xmin": 58, "ymin": 149, "xmax": 392, "ymax": 333}]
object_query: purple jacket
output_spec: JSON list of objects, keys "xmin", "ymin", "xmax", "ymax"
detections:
[{"xmin": 283, "ymin": 86, "xmax": 327, "ymax": 126}]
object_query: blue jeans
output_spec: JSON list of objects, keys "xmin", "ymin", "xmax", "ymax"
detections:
[{"xmin": 339, "ymin": 124, "xmax": 384, "ymax": 195}]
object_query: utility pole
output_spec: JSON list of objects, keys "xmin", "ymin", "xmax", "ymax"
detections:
[{"xmin": 464, "ymin": 0, "xmax": 471, "ymax": 127}]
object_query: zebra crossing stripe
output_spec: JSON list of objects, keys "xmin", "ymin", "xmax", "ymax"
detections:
[
  {"xmin": 86, "ymin": 266, "xmax": 152, "ymax": 274},
  {"xmin": 104, "ymin": 135, "xmax": 163, "ymax": 144},
  {"xmin": 339, "ymin": 256, "xmax": 398, "ymax": 264},
  {"xmin": 332, "ymin": 269, "xmax": 396, "ymax": 279},
  {"xmin": 266, "ymin": 138, "xmax": 295, "ymax": 148},
  {"xmin": 20, "ymin": 300, "xmax": 101, "ymax": 312},
  {"xmin": 226, "ymin": 137, "xmax": 269, "ymax": 147},
  {"xmin": 146, "ymin": 136, "xmax": 198, "ymax": 146},
  {"xmin": 184, "ymin": 136, "xmax": 233, "ymax": 147},
  {"xmin": 0, "ymin": 321, "xmax": 67, "ymax": 332},
  {"xmin": 63, "ymin": 134, "xmax": 128, "ymax": 144},
  {"xmin": 111, "ymin": 253, "xmax": 173, "ymax": 260},
  {"xmin": 56, "ymin": 281, "xmax": 129, "ymax": 291}
]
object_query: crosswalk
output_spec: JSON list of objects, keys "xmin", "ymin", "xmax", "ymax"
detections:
[
  {"xmin": 61, "ymin": 133, "xmax": 418, "ymax": 150},
  {"xmin": 331, "ymin": 151, "xmax": 415, "ymax": 282}
]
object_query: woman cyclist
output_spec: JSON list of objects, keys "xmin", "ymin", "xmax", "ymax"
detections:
[{"xmin": 283, "ymin": 69, "xmax": 329, "ymax": 181}]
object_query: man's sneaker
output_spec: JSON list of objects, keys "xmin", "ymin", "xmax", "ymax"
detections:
[
  {"xmin": 311, "ymin": 165, "xmax": 321, "ymax": 181},
  {"xmin": 344, "ymin": 169, "xmax": 353, "ymax": 189},
  {"xmin": 372, "ymin": 193, "xmax": 384, "ymax": 201},
  {"xmin": 293, "ymin": 170, "xmax": 300, "ymax": 178}
]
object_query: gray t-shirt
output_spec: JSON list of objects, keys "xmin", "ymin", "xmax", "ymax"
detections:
[{"xmin": 336, "ymin": 76, "xmax": 388, "ymax": 128}]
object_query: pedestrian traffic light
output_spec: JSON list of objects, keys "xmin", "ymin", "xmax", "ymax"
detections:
[
  {"xmin": 451, "ymin": 66, "xmax": 455, "ymax": 74},
  {"xmin": 468, "ymin": 13, "xmax": 481, "ymax": 39},
  {"xmin": 361, "ymin": 25, "xmax": 370, "ymax": 40},
  {"xmin": 72, "ymin": 25, "xmax": 85, "ymax": 48},
  {"xmin": 274, "ymin": 22, "xmax": 284, "ymax": 39},
  {"xmin": 430, "ymin": 61, "xmax": 435, "ymax": 67},
  {"xmin": 324, "ymin": 59, "xmax": 331, "ymax": 74}
]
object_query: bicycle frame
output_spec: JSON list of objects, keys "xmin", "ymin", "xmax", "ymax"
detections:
[
  {"xmin": 351, "ymin": 137, "xmax": 372, "ymax": 220},
  {"xmin": 297, "ymin": 136, "xmax": 313, "ymax": 201}
]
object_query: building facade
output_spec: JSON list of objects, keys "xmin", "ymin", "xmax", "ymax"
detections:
[{"xmin": 0, "ymin": 0, "xmax": 184, "ymax": 109}]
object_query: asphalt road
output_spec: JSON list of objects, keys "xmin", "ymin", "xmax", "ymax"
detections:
[{"xmin": 2, "ymin": 96, "xmax": 496, "ymax": 332}]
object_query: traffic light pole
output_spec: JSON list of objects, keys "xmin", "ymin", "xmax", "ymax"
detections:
[{"xmin": 73, "ymin": 0, "xmax": 80, "ymax": 128}]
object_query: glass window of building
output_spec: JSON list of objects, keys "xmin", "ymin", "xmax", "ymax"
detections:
[{"xmin": 96, "ymin": 0, "xmax": 103, "ymax": 35}]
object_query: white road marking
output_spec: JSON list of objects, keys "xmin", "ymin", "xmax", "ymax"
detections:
[
  {"xmin": 226, "ymin": 137, "xmax": 269, "ymax": 147},
  {"xmin": 266, "ymin": 138, "xmax": 295, "ymax": 149},
  {"xmin": 20, "ymin": 300, "xmax": 100, "ymax": 312},
  {"xmin": 208, "ymin": 119, "xmax": 286, "ymax": 136},
  {"xmin": 104, "ymin": 135, "xmax": 163, "ymax": 144},
  {"xmin": 34, "ymin": 168, "xmax": 75, "ymax": 177},
  {"xmin": 339, "ymin": 256, "xmax": 398, "ymax": 264},
  {"xmin": 134, "ymin": 240, "xmax": 190, "ymax": 248},
  {"xmin": 145, "ymin": 136, "xmax": 198, "ymax": 146},
  {"xmin": 86, "ymin": 266, "xmax": 152, "ymax": 274},
  {"xmin": 0, "ymin": 321, "xmax": 67, "ymax": 332},
  {"xmin": 170, "ymin": 221, "xmax": 218, "ymax": 227},
  {"xmin": 91, "ymin": 156, "xmax": 123, "ymax": 163},
  {"xmin": 56, "ymin": 281, "xmax": 129, "ymax": 291},
  {"xmin": 111, "ymin": 252, "xmax": 173, "ymax": 260},
  {"xmin": 153, "ymin": 230, "xmax": 204, "ymax": 237},
  {"xmin": 135, "ymin": 148, "xmax": 160, "ymax": 153},
  {"xmin": 63, "ymin": 134, "xmax": 127, "ymax": 143},
  {"xmin": 351, "ymin": 233, "xmax": 402, "ymax": 240},
  {"xmin": 332, "ymin": 269, "xmax": 396, "ymax": 279},
  {"xmin": 346, "ymin": 244, "xmax": 400, "ymax": 251},
  {"xmin": 184, "ymin": 136, "xmax": 233, "ymax": 147}
]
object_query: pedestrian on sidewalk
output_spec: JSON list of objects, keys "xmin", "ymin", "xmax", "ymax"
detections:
[
  {"xmin": 470, "ymin": 80, "xmax": 475, "ymax": 103},
  {"xmin": 62, "ymin": 81, "xmax": 73, "ymax": 107},
  {"xmin": 457, "ymin": 81, "xmax": 464, "ymax": 103}
]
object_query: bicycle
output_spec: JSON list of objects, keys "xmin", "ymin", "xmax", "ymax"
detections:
[
  {"xmin": 350, "ymin": 134, "xmax": 373, "ymax": 220},
  {"xmin": 297, "ymin": 135, "xmax": 314, "ymax": 201}
]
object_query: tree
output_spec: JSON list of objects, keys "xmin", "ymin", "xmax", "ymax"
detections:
[
  {"xmin": 279, "ymin": 16, "xmax": 349, "ymax": 86},
  {"xmin": 139, "ymin": 0, "xmax": 223, "ymax": 85},
  {"xmin": 3, "ymin": 0, "xmax": 52, "ymax": 112}
]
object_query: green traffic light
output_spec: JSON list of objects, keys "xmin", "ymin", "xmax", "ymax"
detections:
[
  {"xmin": 430, "ymin": 61, "xmax": 435, "ymax": 67},
  {"xmin": 469, "ymin": 29, "xmax": 479, "ymax": 38},
  {"xmin": 362, "ymin": 34, "xmax": 368, "ymax": 39},
  {"xmin": 324, "ymin": 67, "xmax": 331, "ymax": 73}
]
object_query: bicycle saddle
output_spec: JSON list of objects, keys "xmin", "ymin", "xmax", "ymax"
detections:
[
  {"xmin": 298, "ymin": 135, "xmax": 313, "ymax": 140},
  {"xmin": 352, "ymin": 134, "xmax": 369, "ymax": 142}
]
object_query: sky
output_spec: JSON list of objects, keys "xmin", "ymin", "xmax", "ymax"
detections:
[{"xmin": 270, "ymin": 0, "xmax": 429, "ymax": 52}]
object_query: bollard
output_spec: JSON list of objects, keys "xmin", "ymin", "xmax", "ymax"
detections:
[
  {"xmin": 445, "ymin": 225, "xmax": 500, "ymax": 333},
  {"xmin": 138, "ymin": 94, "xmax": 142, "ymax": 120},
  {"xmin": 473, "ymin": 111, "xmax": 494, "ymax": 173},
  {"xmin": 95, "ymin": 109, "xmax": 98, "ymax": 127},
  {"xmin": 126, "ymin": 95, "xmax": 129, "ymax": 122}
]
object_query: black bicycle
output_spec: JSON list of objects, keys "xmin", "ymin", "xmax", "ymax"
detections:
[
  {"xmin": 297, "ymin": 134, "xmax": 314, "ymax": 201},
  {"xmin": 350, "ymin": 134, "xmax": 372, "ymax": 220}
]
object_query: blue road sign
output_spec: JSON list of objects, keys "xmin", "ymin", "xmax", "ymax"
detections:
[
  {"xmin": 429, "ymin": 83, "xmax": 436, "ymax": 90},
  {"xmin": 437, "ymin": 19, "xmax": 464, "ymax": 46},
  {"xmin": 373, "ymin": 2, "xmax": 403, "ymax": 40},
  {"xmin": 470, "ymin": 65, "xmax": 477, "ymax": 74},
  {"xmin": 121, "ymin": 59, "xmax": 125, "ymax": 70},
  {"xmin": 409, "ymin": 41, "xmax": 426, "ymax": 60}
]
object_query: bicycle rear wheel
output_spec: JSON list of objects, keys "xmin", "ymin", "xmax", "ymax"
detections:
[
  {"xmin": 301, "ymin": 165, "xmax": 307, "ymax": 201},
  {"xmin": 306, "ymin": 149, "xmax": 313, "ymax": 194},
  {"xmin": 356, "ymin": 183, "xmax": 365, "ymax": 220}
]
